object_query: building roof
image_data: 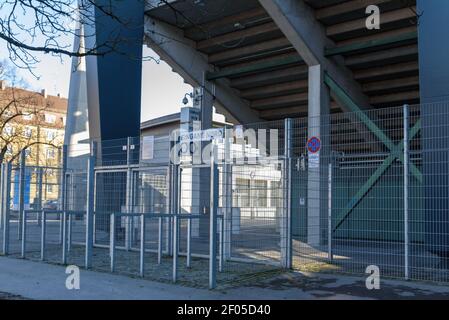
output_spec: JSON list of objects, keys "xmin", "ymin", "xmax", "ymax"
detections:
[
  {"xmin": 0, "ymin": 81, "xmax": 68, "ymax": 114},
  {"xmin": 141, "ymin": 111, "xmax": 230, "ymax": 130}
]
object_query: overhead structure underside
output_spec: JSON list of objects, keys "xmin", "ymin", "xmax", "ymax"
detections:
[{"xmin": 145, "ymin": 0, "xmax": 418, "ymax": 118}]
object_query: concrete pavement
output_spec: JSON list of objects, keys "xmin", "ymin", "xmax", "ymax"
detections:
[{"xmin": 1, "ymin": 256, "xmax": 449, "ymax": 300}]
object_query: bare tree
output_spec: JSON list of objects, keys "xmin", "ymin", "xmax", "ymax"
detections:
[
  {"xmin": 0, "ymin": 0, "xmax": 152, "ymax": 75},
  {"xmin": 0, "ymin": 61, "xmax": 64, "ymax": 164}
]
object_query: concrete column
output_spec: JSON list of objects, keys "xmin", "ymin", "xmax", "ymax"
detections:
[
  {"xmin": 307, "ymin": 65, "xmax": 330, "ymax": 246},
  {"xmin": 418, "ymin": 0, "xmax": 449, "ymax": 257}
]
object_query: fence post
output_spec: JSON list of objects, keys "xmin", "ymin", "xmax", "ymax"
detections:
[
  {"xmin": 110, "ymin": 213, "xmax": 116, "ymax": 273},
  {"xmin": 41, "ymin": 210, "xmax": 46, "ymax": 261},
  {"xmin": 37, "ymin": 168, "xmax": 43, "ymax": 227},
  {"xmin": 282, "ymin": 118, "xmax": 293, "ymax": 269},
  {"xmin": 209, "ymin": 146, "xmax": 219, "ymax": 289},
  {"xmin": 85, "ymin": 141, "xmax": 96, "ymax": 269},
  {"xmin": 158, "ymin": 217, "xmax": 163, "ymax": 264},
  {"xmin": 140, "ymin": 214, "xmax": 145, "ymax": 277},
  {"xmin": 62, "ymin": 211, "xmax": 68, "ymax": 264},
  {"xmin": 21, "ymin": 210, "xmax": 26, "ymax": 258},
  {"xmin": 125, "ymin": 137, "xmax": 133, "ymax": 251},
  {"xmin": 18, "ymin": 149, "xmax": 26, "ymax": 240},
  {"xmin": 328, "ymin": 162, "xmax": 333, "ymax": 261},
  {"xmin": 186, "ymin": 216, "xmax": 192, "ymax": 268},
  {"xmin": 59, "ymin": 145, "xmax": 68, "ymax": 245},
  {"xmin": 403, "ymin": 104, "xmax": 410, "ymax": 280},
  {"xmin": 172, "ymin": 165, "xmax": 181, "ymax": 283},
  {"xmin": 223, "ymin": 127, "xmax": 232, "ymax": 260},
  {"xmin": 0, "ymin": 163, "xmax": 4, "ymax": 231},
  {"xmin": 2, "ymin": 162, "xmax": 11, "ymax": 255}
]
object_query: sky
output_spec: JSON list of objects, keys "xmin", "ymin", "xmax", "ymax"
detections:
[{"xmin": 0, "ymin": 41, "xmax": 194, "ymax": 122}]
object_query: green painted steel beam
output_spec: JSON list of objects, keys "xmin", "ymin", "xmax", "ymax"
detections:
[
  {"xmin": 206, "ymin": 32, "xmax": 417, "ymax": 81},
  {"xmin": 333, "ymin": 119, "xmax": 422, "ymax": 232},
  {"xmin": 325, "ymin": 31, "xmax": 418, "ymax": 57},
  {"xmin": 324, "ymin": 72, "xmax": 422, "ymax": 182},
  {"xmin": 206, "ymin": 55, "xmax": 303, "ymax": 81}
]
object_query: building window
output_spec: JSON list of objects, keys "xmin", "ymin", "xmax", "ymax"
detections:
[
  {"xmin": 23, "ymin": 113, "xmax": 33, "ymax": 121},
  {"xmin": 234, "ymin": 178, "xmax": 250, "ymax": 207},
  {"xmin": 251, "ymin": 180, "xmax": 267, "ymax": 208},
  {"xmin": 4, "ymin": 124, "xmax": 14, "ymax": 136},
  {"xmin": 24, "ymin": 127, "xmax": 33, "ymax": 138},
  {"xmin": 270, "ymin": 181, "xmax": 283, "ymax": 208},
  {"xmin": 46, "ymin": 129, "xmax": 57, "ymax": 141},
  {"xmin": 46, "ymin": 148, "xmax": 56, "ymax": 159},
  {"xmin": 47, "ymin": 184, "xmax": 54, "ymax": 193},
  {"xmin": 45, "ymin": 114, "xmax": 56, "ymax": 124}
]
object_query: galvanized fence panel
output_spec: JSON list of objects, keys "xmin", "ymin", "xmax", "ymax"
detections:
[{"xmin": 3, "ymin": 102, "xmax": 449, "ymax": 287}]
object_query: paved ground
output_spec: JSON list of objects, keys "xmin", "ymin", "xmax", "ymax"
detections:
[{"xmin": 1, "ymin": 256, "xmax": 449, "ymax": 300}]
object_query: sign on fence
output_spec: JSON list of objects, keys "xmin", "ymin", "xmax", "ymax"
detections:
[{"xmin": 180, "ymin": 128, "xmax": 224, "ymax": 142}]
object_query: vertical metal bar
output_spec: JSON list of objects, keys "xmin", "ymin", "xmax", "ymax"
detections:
[
  {"xmin": 2, "ymin": 163, "xmax": 11, "ymax": 255},
  {"xmin": 59, "ymin": 145, "xmax": 68, "ymax": 245},
  {"xmin": 167, "ymin": 163, "xmax": 175, "ymax": 256},
  {"xmin": 209, "ymin": 147, "xmax": 219, "ymax": 289},
  {"xmin": 18, "ymin": 150, "xmax": 26, "ymax": 240},
  {"xmin": 186, "ymin": 217, "xmax": 191, "ymax": 268},
  {"xmin": 158, "ymin": 217, "xmax": 163, "ymax": 264},
  {"xmin": 41, "ymin": 211, "xmax": 46, "ymax": 261},
  {"xmin": 172, "ymin": 214, "xmax": 179, "ymax": 283},
  {"xmin": 0, "ymin": 164, "xmax": 4, "ymax": 231},
  {"xmin": 282, "ymin": 118, "xmax": 292, "ymax": 269},
  {"xmin": 223, "ymin": 127, "xmax": 232, "ymax": 260},
  {"xmin": 110, "ymin": 213, "xmax": 116, "ymax": 273},
  {"xmin": 125, "ymin": 137, "xmax": 132, "ymax": 251},
  {"xmin": 37, "ymin": 168, "xmax": 43, "ymax": 227},
  {"xmin": 21, "ymin": 210, "xmax": 26, "ymax": 258},
  {"xmin": 85, "ymin": 142, "xmax": 96, "ymax": 269},
  {"xmin": 328, "ymin": 162, "xmax": 333, "ymax": 261},
  {"xmin": 172, "ymin": 165, "xmax": 181, "ymax": 283},
  {"xmin": 218, "ymin": 217, "xmax": 224, "ymax": 272},
  {"xmin": 67, "ymin": 213, "xmax": 73, "ymax": 253},
  {"xmin": 62, "ymin": 211, "xmax": 67, "ymax": 264},
  {"xmin": 140, "ymin": 214, "xmax": 145, "ymax": 277},
  {"xmin": 404, "ymin": 104, "xmax": 410, "ymax": 280}
]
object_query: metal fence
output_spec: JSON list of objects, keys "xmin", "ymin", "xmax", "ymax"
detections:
[{"xmin": 1, "ymin": 102, "xmax": 449, "ymax": 287}]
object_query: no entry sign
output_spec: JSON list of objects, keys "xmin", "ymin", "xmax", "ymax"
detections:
[{"xmin": 307, "ymin": 136, "xmax": 321, "ymax": 153}]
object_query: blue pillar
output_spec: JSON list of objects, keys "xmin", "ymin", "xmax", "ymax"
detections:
[
  {"xmin": 85, "ymin": 0, "xmax": 144, "ymax": 145},
  {"xmin": 418, "ymin": 0, "xmax": 449, "ymax": 257}
]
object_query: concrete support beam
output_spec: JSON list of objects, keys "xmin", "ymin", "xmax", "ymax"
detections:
[
  {"xmin": 185, "ymin": 7, "xmax": 269, "ymax": 39},
  {"xmin": 231, "ymin": 64, "xmax": 307, "ymax": 89},
  {"xmin": 362, "ymin": 76, "xmax": 419, "ymax": 94},
  {"xmin": 258, "ymin": 0, "xmax": 371, "ymax": 110},
  {"xmin": 209, "ymin": 37, "xmax": 292, "ymax": 64},
  {"xmin": 307, "ymin": 65, "xmax": 330, "ymax": 246},
  {"xmin": 241, "ymin": 80, "xmax": 308, "ymax": 99},
  {"xmin": 315, "ymin": 0, "xmax": 391, "ymax": 21},
  {"xmin": 345, "ymin": 44, "xmax": 418, "ymax": 68},
  {"xmin": 197, "ymin": 22, "xmax": 280, "ymax": 51},
  {"xmin": 258, "ymin": 0, "xmax": 371, "ymax": 247},
  {"xmin": 252, "ymin": 92, "xmax": 308, "ymax": 109},
  {"xmin": 369, "ymin": 90, "xmax": 420, "ymax": 105},
  {"xmin": 326, "ymin": 7, "xmax": 416, "ymax": 38},
  {"xmin": 144, "ymin": 16, "xmax": 260, "ymax": 124},
  {"xmin": 353, "ymin": 61, "xmax": 419, "ymax": 81}
]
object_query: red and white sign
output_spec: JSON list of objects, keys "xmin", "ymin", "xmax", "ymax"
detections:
[{"xmin": 307, "ymin": 136, "xmax": 321, "ymax": 154}]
